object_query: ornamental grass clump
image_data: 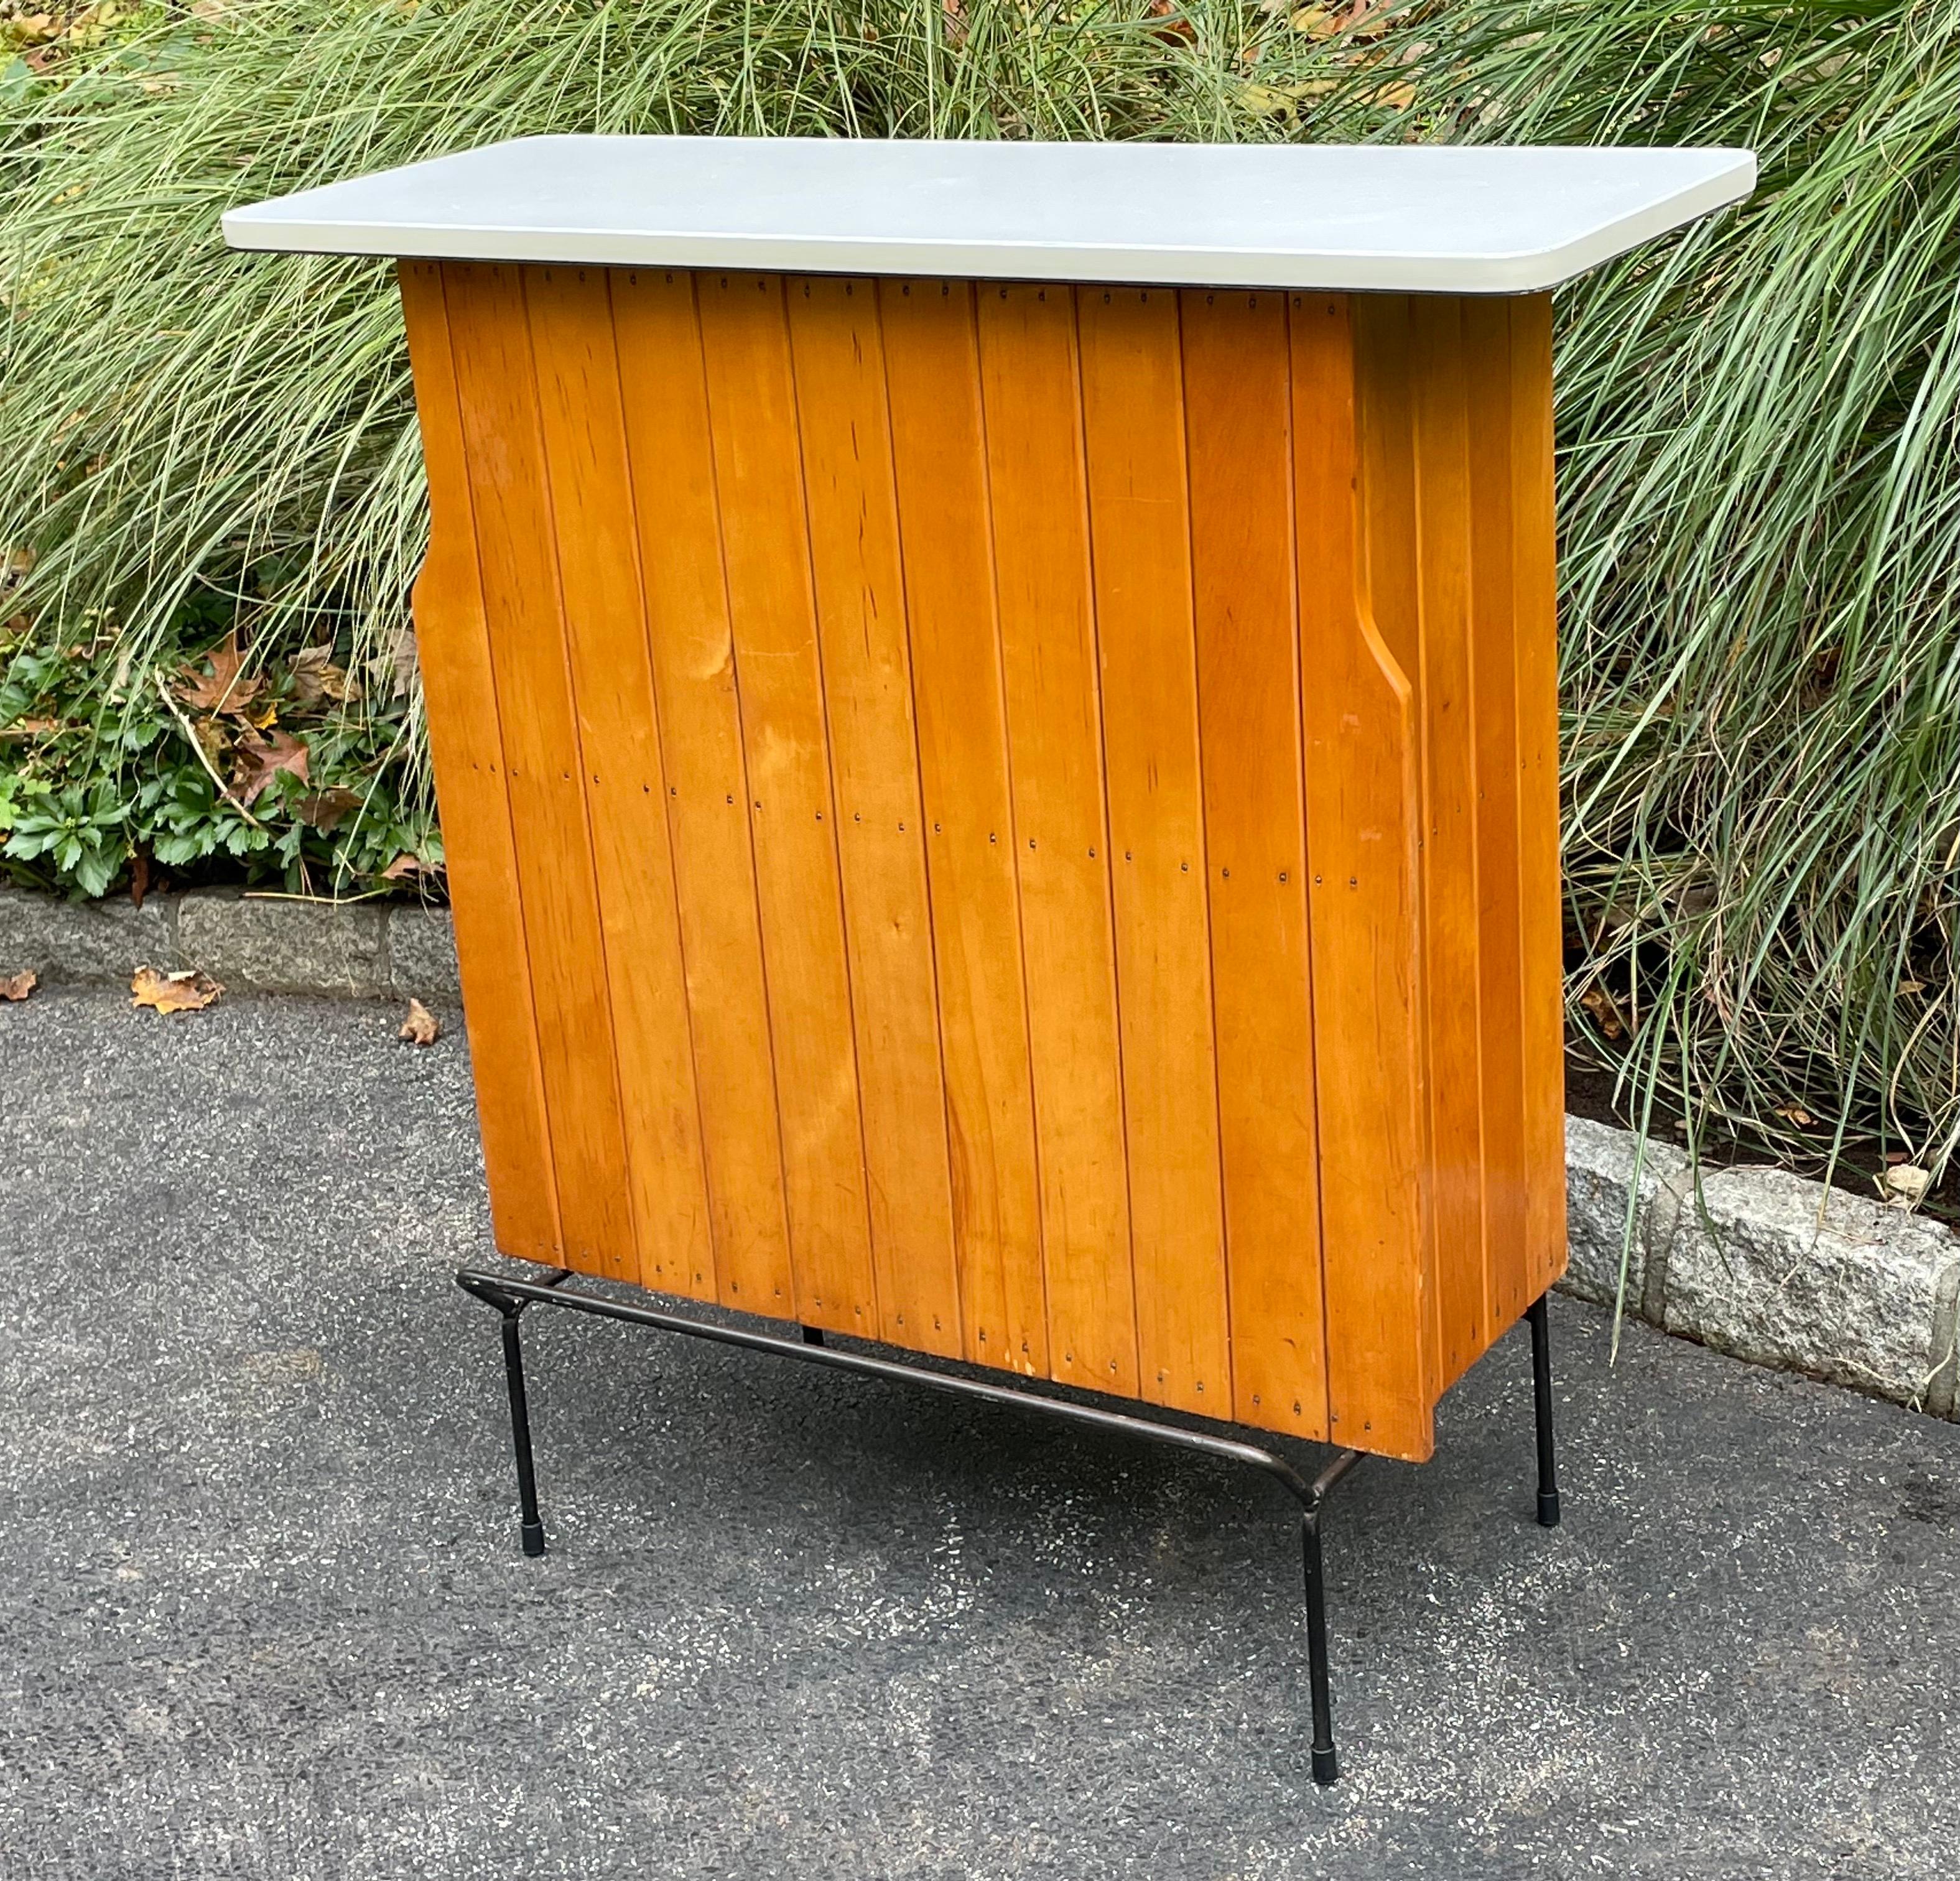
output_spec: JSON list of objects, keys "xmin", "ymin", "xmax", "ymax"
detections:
[{"xmin": 3, "ymin": 0, "xmax": 1959, "ymax": 1188}]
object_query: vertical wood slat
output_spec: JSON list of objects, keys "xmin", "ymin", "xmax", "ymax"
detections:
[
  {"xmin": 694, "ymin": 272, "xmax": 880, "ymax": 1338},
  {"xmin": 1295, "ymin": 292, "xmax": 1436, "ymax": 1461},
  {"xmin": 396, "ymin": 262, "xmax": 562, "ymax": 1266},
  {"xmin": 1508, "ymin": 294, "xmax": 1569, "ymax": 1321},
  {"xmin": 1460, "ymin": 296, "xmax": 1532, "ymax": 1345},
  {"xmin": 975, "ymin": 282, "xmax": 1137, "ymax": 1395},
  {"xmin": 783, "ymin": 275, "xmax": 967, "ymax": 1357},
  {"xmin": 611, "ymin": 269, "xmax": 797, "ymax": 1316},
  {"xmin": 1181, "ymin": 288, "xmax": 1329, "ymax": 1439},
  {"xmin": 1408, "ymin": 297, "xmax": 1490, "ymax": 1389},
  {"xmin": 880, "ymin": 278, "xmax": 1041, "ymax": 1367},
  {"xmin": 438, "ymin": 262, "xmax": 638, "ymax": 1283},
  {"xmin": 1349, "ymin": 293, "xmax": 1442, "ymax": 1426},
  {"xmin": 523, "ymin": 264, "xmax": 715, "ymax": 1297},
  {"xmin": 1077, "ymin": 286, "xmax": 1230, "ymax": 1418}
]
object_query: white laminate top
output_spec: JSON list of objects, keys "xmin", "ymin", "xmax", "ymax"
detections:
[{"xmin": 223, "ymin": 136, "xmax": 1753, "ymax": 293}]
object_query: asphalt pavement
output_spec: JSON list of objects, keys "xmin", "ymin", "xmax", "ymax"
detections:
[{"xmin": 2, "ymin": 985, "xmax": 1956, "ymax": 1879}]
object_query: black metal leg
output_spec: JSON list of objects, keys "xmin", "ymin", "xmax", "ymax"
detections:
[
  {"xmin": 1301, "ymin": 1510, "xmax": 1337, "ymax": 1783},
  {"xmin": 1526, "ymin": 1291, "xmax": 1561, "ymax": 1529},
  {"xmin": 499, "ymin": 1305, "xmax": 547, "ymax": 1558},
  {"xmin": 1301, "ymin": 1447, "xmax": 1364, "ymax": 1785},
  {"xmin": 458, "ymin": 1267, "xmax": 1378, "ymax": 1781}
]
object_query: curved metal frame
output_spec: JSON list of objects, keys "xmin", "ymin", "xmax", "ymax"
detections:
[{"xmin": 455, "ymin": 1266, "xmax": 1560, "ymax": 1785}]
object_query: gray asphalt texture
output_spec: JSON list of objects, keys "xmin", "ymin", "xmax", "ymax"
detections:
[{"xmin": 2, "ymin": 985, "xmax": 1958, "ymax": 1880}]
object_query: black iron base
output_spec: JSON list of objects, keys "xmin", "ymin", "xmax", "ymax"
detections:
[{"xmin": 454, "ymin": 1267, "xmax": 1561, "ymax": 1784}]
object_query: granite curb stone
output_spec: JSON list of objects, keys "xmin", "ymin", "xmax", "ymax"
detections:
[
  {"xmin": 177, "ymin": 889, "xmax": 388, "ymax": 996},
  {"xmin": 6, "ymin": 881, "xmax": 1957, "ymax": 1421},
  {"xmin": 0, "ymin": 881, "xmax": 179, "ymax": 983}
]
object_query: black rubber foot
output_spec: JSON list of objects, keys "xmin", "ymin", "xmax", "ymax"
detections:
[
  {"xmin": 1311, "ymin": 1746, "xmax": 1339, "ymax": 1786},
  {"xmin": 521, "ymin": 1522, "xmax": 547, "ymax": 1558},
  {"xmin": 1536, "ymin": 1489, "xmax": 1561, "ymax": 1529}
]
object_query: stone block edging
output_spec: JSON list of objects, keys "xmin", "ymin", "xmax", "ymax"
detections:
[
  {"xmin": 0, "ymin": 881, "xmax": 459, "ymax": 1000},
  {"xmin": 6, "ymin": 883, "xmax": 1954, "ymax": 1421}
]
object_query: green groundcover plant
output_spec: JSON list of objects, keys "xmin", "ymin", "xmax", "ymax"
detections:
[{"xmin": 4, "ymin": 0, "xmax": 1959, "ymax": 1187}]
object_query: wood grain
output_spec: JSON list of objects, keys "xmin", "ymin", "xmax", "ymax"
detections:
[
  {"xmin": 1508, "ymin": 293, "xmax": 1569, "ymax": 1320},
  {"xmin": 879, "ymin": 277, "xmax": 1042, "ymax": 1367},
  {"xmin": 1077, "ymin": 286, "xmax": 1230, "ymax": 1418},
  {"xmin": 437, "ymin": 262, "xmax": 638, "ymax": 1283},
  {"xmin": 1181, "ymin": 288, "xmax": 1328, "ymax": 1438},
  {"xmin": 1461, "ymin": 294, "xmax": 1531, "ymax": 1347},
  {"xmin": 1295, "ymin": 292, "xmax": 1435, "ymax": 1461},
  {"xmin": 611, "ymin": 268, "xmax": 797, "ymax": 1316},
  {"xmin": 523, "ymin": 263, "xmax": 715, "ymax": 1298},
  {"xmin": 406, "ymin": 263, "xmax": 1569, "ymax": 1457},
  {"xmin": 1408, "ymin": 296, "xmax": 1489, "ymax": 1389},
  {"xmin": 783, "ymin": 274, "xmax": 967, "ymax": 1356},
  {"xmin": 975, "ymin": 282, "xmax": 1137, "ymax": 1394},
  {"xmin": 396, "ymin": 262, "xmax": 562, "ymax": 1267},
  {"xmin": 694, "ymin": 271, "xmax": 880, "ymax": 1338}
]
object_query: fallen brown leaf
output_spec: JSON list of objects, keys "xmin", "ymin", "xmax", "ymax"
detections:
[
  {"xmin": 383, "ymin": 623, "xmax": 419, "ymax": 698},
  {"xmin": 231, "ymin": 728, "xmax": 310, "ymax": 801},
  {"xmin": 174, "ymin": 633, "xmax": 266, "ymax": 717},
  {"xmin": 1147, "ymin": 0, "xmax": 1196, "ymax": 39},
  {"xmin": 381, "ymin": 852, "xmax": 429, "ymax": 881},
  {"xmin": 1, "ymin": 968, "xmax": 37, "ymax": 1001},
  {"xmin": 297, "ymin": 786, "xmax": 363, "ymax": 832},
  {"xmin": 290, "ymin": 643, "xmax": 358, "ymax": 708},
  {"xmin": 131, "ymin": 965, "xmax": 222, "ymax": 1013},
  {"xmin": 398, "ymin": 998, "xmax": 440, "ymax": 1046},
  {"xmin": 1579, "ymin": 981, "xmax": 1627, "ymax": 1041}
]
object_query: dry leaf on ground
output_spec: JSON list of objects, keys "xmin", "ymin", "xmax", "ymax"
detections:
[
  {"xmin": 173, "ymin": 634, "xmax": 265, "ymax": 717},
  {"xmin": 1579, "ymin": 980, "xmax": 1627, "ymax": 1041},
  {"xmin": 296, "ymin": 786, "xmax": 362, "ymax": 832},
  {"xmin": 290, "ymin": 643, "xmax": 358, "ymax": 708},
  {"xmin": 231, "ymin": 728, "xmax": 310, "ymax": 801},
  {"xmin": 131, "ymin": 965, "xmax": 223, "ymax": 1013},
  {"xmin": 398, "ymin": 998, "xmax": 440, "ymax": 1046},
  {"xmin": 383, "ymin": 622, "xmax": 419, "ymax": 697},
  {"xmin": 1, "ymin": 968, "xmax": 37, "ymax": 1001}
]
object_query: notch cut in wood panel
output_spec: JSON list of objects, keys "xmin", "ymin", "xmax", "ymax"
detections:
[{"xmin": 1295, "ymin": 291, "xmax": 1435, "ymax": 1462}]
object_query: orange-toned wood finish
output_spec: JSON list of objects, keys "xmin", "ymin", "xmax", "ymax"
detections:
[{"xmin": 398, "ymin": 262, "xmax": 1567, "ymax": 1462}]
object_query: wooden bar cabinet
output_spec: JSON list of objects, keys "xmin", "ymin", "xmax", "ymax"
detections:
[{"xmin": 227, "ymin": 136, "xmax": 1752, "ymax": 1778}]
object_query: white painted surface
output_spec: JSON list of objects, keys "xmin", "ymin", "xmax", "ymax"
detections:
[{"xmin": 224, "ymin": 136, "xmax": 1753, "ymax": 292}]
